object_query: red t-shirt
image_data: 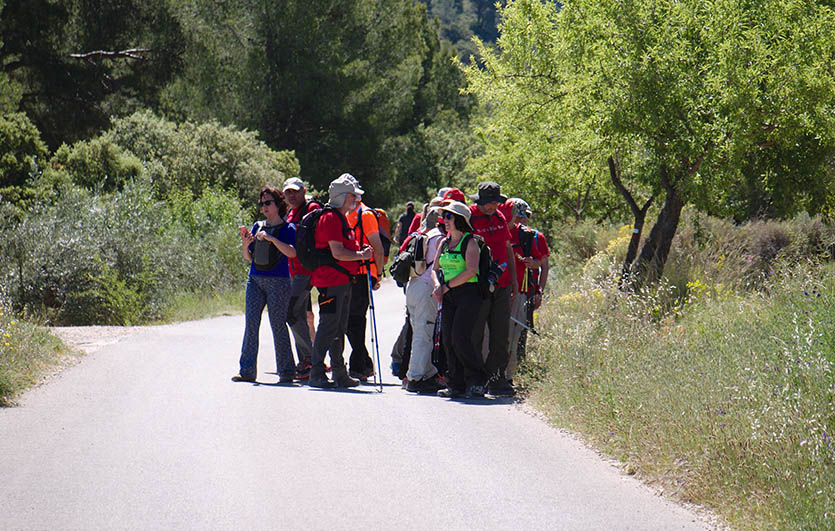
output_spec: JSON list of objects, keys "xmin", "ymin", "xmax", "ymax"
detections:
[
  {"xmin": 407, "ymin": 213, "xmax": 422, "ymax": 234},
  {"xmin": 312, "ymin": 210, "xmax": 360, "ymax": 288},
  {"xmin": 510, "ymin": 225, "xmax": 549, "ymax": 292},
  {"xmin": 287, "ymin": 201, "xmax": 321, "ymax": 276},
  {"xmin": 468, "ymin": 205, "xmax": 513, "ymax": 288}
]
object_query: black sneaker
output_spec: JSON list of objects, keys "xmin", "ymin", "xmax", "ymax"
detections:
[
  {"xmin": 437, "ymin": 386, "xmax": 465, "ymax": 398},
  {"xmin": 278, "ymin": 373, "xmax": 296, "ymax": 384},
  {"xmin": 465, "ymin": 384, "xmax": 486, "ymax": 399},
  {"xmin": 349, "ymin": 367, "xmax": 375, "ymax": 382},
  {"xmin": 308, "ymin": 376, "xmax": 333, "ymax": 388},
  {"xmin": 231, "ymin": 373, "xmax": 256, "ymax": 382},
  {"xmin": 407, "ymin": 377, "xmax": 444, "ymax": 394},
  {"xmin": 487, "ymin": 378, "xmax": 516, "ymax": 397},
  {"xmin": 295, "ymin": 362, "xmax": 311, "ymax": 380}
]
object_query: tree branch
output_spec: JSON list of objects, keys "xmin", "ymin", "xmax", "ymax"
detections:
[{"xmin": 69, "ymin": 48, "xmax": 151, "ymax": 61}]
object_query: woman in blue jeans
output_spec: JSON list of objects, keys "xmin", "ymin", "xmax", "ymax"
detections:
[{"xmin": 233, "ymin": 186, "xmax": 297, "ymax": 383}]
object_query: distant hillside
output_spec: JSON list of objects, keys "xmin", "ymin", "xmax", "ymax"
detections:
[{"xmin": 417, "ymin": 0, "xmax": 504, "ymax": 61}]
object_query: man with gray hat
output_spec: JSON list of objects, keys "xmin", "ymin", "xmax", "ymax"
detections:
[
  {"xmin": 506, "ymin": 197, "xmax": 549, "ymax": 378},
  {"xmin": 308, "ymin": 174, "xmax": 373, "ymax": 388},
  {"xmin": 282, "ymin": 177, "xmax": 322, "ymax": 379},
  {"xmin": 468, "ymin": 181, "xmax": 518, "ymax": 397}
]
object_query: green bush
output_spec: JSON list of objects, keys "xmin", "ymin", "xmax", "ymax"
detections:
[
  {"xmin": 0, "ymin": 181, "xmax": 249, "ymax": 325},
  {"xmin": 0, "ymin": 112, "xmax": 49, "ymax": 207},
  {"xmin": 104, "ymin": 110, "xmax": 300, "ymax": 205},
  {"xmin": 47, "ymin": 137, "xmax": 144, "ymax": 192}
]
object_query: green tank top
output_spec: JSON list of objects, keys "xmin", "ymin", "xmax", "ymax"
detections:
[{"xmin": 438, "ymin": 233, "xmax": 478, "ymax": 284}]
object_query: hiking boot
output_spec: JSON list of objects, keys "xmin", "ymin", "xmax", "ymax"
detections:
[
  {"xmin": 407, "ymin": 377, "xmax": 444, "ymax": 394},
  {"xmin": 349, "ymin": 366, "xmax": 375, "ymax": 383},
  {"xmin": 295, "ymin": 361, "xmax": 311, "ymax": 380},
  {"xmin": 308, "ymin": 375, "xmax": 333, "ymax": 388},
  {"xmin": 231, "ymin": 373, "xmax": 256, "ymax": 383},
  {"xmin": 278, "ymin": 373, "xmax": 296, "ymax": 384},
  {"xmin": 437, "ymin": 386, "xmax": 465, "ymax": 398},
  {"xmin": 332, "ymin": 368, "xmax": 360, "ymax": 388},
  {"xmin": 465, "ymin": 384, "xmax": 486, "ymax": 399},
  {"xmin": 487, "ymin": 378, "xmax": 516, "ymax": 397}
]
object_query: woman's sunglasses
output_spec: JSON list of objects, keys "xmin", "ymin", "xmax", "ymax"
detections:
[
  {"xmin": 259, "ymin": 199, "xmax": 276, "ymax": 207},
  {"xmin": 442, "ymin": 212, "xmax": 455, "ymax": 219}
]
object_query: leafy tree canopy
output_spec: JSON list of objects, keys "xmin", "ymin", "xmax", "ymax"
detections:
[{"xmin": 465, "ymin": 0, "xmax": 835, "ymax": 284}]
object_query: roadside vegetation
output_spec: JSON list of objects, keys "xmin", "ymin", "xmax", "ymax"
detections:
[{"xmin": 520, "ymin": 210, "xmax": 835, "ymax": 529}]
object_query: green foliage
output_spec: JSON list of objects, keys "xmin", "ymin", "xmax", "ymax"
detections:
[
  {"xmin": 418, "ymin": 0, "xmax": 504, "ymax": 61},
  {"xmin": 105, "ymin": 110, "xmax": 300, "ymax": 205},
  {"xmin": 0, "ymin": 0, "xmax": 186, "ymax": 148},
  {"xmin": 0, "ymin": 112, "xmax": 49, "ymax": 190},
  {"xmin": 0, "ymin": 288, "xmax": 73, "ymax": 406},
  {"xmin": 0, "ymin": 180, "xmax": 249, "ymax": 325},
  {"xmin": 529, "ymin": 216, "xmax": 835, "ymax": 527},
  {"xmin": 46, "ymin": 136, "xmax": 143, "ymax": 192}
]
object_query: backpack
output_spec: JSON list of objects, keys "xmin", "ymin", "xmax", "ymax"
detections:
[
  {"xmin": 440, "ymin": 233, "xmax": 501, "ymax": 299},
  {"xmin": 295, "ymin": 206, "xmax": 351, "ymax": 275},
  {"xmin": 354, "ymin": 206, "xmax": 392, "ymax": 263},
  {"xmin": 251, "ymin": 221, "xmax": 284, "ymax": 271},
  {"xmin": 388, "ymin": 232, "xmax": 431, "ymax": 288}
]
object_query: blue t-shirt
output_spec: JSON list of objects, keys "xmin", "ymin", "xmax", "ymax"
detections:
[{"xmin": 248, "ymin": 221, "xmax": 296, "ymax": 277}]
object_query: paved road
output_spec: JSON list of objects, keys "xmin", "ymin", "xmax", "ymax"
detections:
[{"xmin": 0, "ymin": 280, "xmax": 711, "ymax": 530}]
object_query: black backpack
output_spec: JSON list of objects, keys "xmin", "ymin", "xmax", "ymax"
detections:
[
  {"xmin": 440, "ymin": 233, "xmax": 500, "ymax": 299},
  {"xmin": 388, "ymin": 232, "xmax": 431, "ymax": 288},
  {"xmin": 295, "ymin": 206, "xmax": 350, "ymax": 275},
  {"xmin": 252, "ymin": 222, "xmax": 285, "ymax": 271}
]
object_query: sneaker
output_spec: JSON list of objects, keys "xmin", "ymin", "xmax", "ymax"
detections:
[
  {"xmin": 332, "ymin": 373, "xmax": 360, "ymax": 388},
  {"xmin": 278, "ymin": 373, "xmax": 296, "ymax": 384},
  {"xmin": 465, "ymin": 384, "xmax": 486, "ymax": 399},
  {"xmin": 437, "ymin": 386, "xmax": 465, "ymax": 398},
  {"xmin": 487, "ymin": 378, "xmax": 516, "ymax": 397},
  {"xmin": 295, "ymin": 362, "xmax": 311, "ymax": 380},
  {"xmin": 349, "ymin": 366, "xmax": 375, "ymax": 383},
  {"xmin": 308, "ymin": 376, "xmax": 333, "ymax": 388},
  {"xmin": 231, "ymin": 373, "xmax": 256, "ymax": 383},
  {"xmin": 407, "ymin": 377, "xmax": 444, "ymax": 394}
]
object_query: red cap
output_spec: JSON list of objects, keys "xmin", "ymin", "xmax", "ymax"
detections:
[{"xmin": 441, "ymin": 188, "xmax": 467, "ymax": 205}]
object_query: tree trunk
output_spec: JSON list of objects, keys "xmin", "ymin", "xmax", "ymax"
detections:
[
  {"xmin": 608, "ymin": 155, "xmax": 654, "ymax": 288},
  {"xmin": 629, "ymin": 177, "xmax": 684, "ymax": 290}
]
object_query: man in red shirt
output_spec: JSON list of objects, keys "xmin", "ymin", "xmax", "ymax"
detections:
[
  {"xmin": 309, "ymin": 175, "xmax": 373, "ymax": 388},
  {"xmin": 468, "ymin": 181, "xmax": 518, "ymax": 397},
  {"xmin": 283, "ymin": 177, "xmax": 321, "ymax": 380},
  {"xmin": 344, "ymin": 186, "xmax": 385, "ymax": 382},
  {"xmin": 506, "ymin": 198, "xmax": 550, "ymax": 378}
]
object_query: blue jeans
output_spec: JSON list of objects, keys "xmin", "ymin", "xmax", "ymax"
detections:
[{"xmin": 239, "ymin": 275, "xmax": 294, "ymax": 379}]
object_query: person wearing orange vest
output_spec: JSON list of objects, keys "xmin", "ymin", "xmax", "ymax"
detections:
[{"xmin": 342, "ymin": 175, "xmax": 385, "ymax": 382}]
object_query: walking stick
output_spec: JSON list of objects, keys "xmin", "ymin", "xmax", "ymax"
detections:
[{"xmin": 367, "ymin": 269, "xmax": 384, "ymax": 393}]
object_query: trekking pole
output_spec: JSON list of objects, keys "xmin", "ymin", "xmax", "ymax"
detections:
[{"xmin": 367, "ymin": 268, "xmax": 384, "ymax": 393}]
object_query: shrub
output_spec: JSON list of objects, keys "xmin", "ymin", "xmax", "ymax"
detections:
[
  {"xmin": 0, "ymin": 181, "xmax": 249, "ymax": 325},
  {"xmin": 0, "ymin": 112, "xmax": 48, "ymax": 189},
  {"xmin": 47, "ymin": 137, "xmax": 144, "ymax": 192},
  {"xmin": 104, "ymin": 110, "xmax": 300, "ymax": 205}
]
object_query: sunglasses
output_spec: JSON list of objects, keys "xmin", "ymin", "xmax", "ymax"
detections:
[
  {"xmin": 442, "ymin": 212, "xmax": 455, "ymax": 220},
  {"xmin": 258, "ymin": 199, "xmax": 275, "ymax": 207}
]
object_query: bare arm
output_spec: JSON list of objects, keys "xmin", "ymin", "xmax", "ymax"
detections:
[
  {"xmin": 366, "ymin": 231, "xmax": 385, "ymax": 273},
  {"xmin": 506, "ymin": 240, "xmax": 518, "ymax": 297},
  {"xmin": 328, "ymin": 240, "xmax": 372, "ymax": 262}
]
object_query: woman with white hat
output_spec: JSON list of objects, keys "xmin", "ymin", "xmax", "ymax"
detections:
[{"xmin": 431, "ymin": 201, "xmax": 489, "ymax": 398}]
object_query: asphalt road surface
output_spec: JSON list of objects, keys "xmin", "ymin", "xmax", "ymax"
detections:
[{"xmin": 0, "ymin": 280, "xmax": 712, "ymax": 530}]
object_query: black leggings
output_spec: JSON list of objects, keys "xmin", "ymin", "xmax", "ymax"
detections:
[{"xmin": 441, "ymin": 283, "xmax": 487, "ymax": 388}]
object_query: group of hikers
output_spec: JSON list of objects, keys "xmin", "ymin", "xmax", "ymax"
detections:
[{"xmin": 233, "ymin": 173, "xmax": 549, "ymax": 399}]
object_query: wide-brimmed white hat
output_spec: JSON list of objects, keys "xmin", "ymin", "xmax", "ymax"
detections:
[{"xmin": 439, "ymin": 200, "xmax": 474, "ymax": 232}]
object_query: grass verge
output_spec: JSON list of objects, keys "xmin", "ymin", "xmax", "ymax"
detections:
[
  {"xmin": 0, "ymin": 298, "xmax": 76, "ymax": 407},
  {"xmin": 154, "ymin": 288, "xmax": 245, "ymax": 324},
  {"xmin": 519, "ymin": 263, "xmax": 835, "ymax": 529}
]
